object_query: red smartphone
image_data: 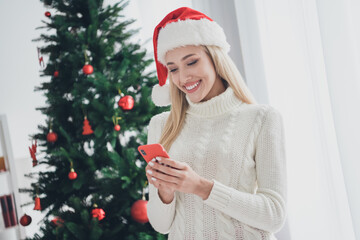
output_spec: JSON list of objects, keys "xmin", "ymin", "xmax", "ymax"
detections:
[{"xmin": 138, "ymin": 143, "xmax": 170, "ymax": 163}]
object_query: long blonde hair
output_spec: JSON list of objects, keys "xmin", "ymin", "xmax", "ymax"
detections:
[{"xmin": 159, "ymin": 45, "xmax": 257, "ymax": 152}]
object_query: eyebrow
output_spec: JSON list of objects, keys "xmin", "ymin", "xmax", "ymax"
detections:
[{"xmin": 166, "ymin": 54, "xmax": 196, "ymax": 65}]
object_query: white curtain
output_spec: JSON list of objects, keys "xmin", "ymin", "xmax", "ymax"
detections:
[{"xmin": 231, "ymin": 0, "xmax": 359, "ymax": 239}]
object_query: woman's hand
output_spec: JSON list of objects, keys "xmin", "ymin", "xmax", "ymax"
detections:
[
  {"xmin": 145, "ymin": 159, "xmax": 176, "ymax": 202},
  {"xmin": 145, "ymin": 157, "xmax": 214, "ymax": 200}
]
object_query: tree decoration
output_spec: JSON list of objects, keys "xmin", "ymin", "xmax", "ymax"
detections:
[
  {"xmin": 131, "ymin": 181, "xmax": 149, "ymax": 223},
  {"xmin": 82, "ymin": 64, "xmax": 93, "ymax": 75},
  {"xmin": 118, "ymin": 89, "xmax": 134, "ymax": 110},
  {"xmin": 68, "ymin": 161, "xmax": 77, "ymax": 180},
  {"xmin": 112, "ymin": 116, "xmax": 122, "ymax": 131},
  {"xmin": 20, "ymin": 213, "xmax": 32, "ymax": 226},
  {"xmin": 82, "ymin": 116, "xmax": 94, "ymax": 135},
  {"xmin": 28, "ymin": 139, "xmax": 37, "ymax": 166},
  {"xmin": 114, "ymin": 124, "xmax": 121, "ymax": 131},
  {"xmin": 45, "ymin": 11, "xmax": 51, "ymax": 18},
  {"xmin": 37, "ymin": 47, "xmax": 46, "ymax": 69},
  {"xmin": 51, "ymin": 217, "xmax": 64, "ymax": 227},
  {"xmin": 68, "ymin": 169, "xmax": 77, "ymax": 180},
  {"xmin": 82, "ymin": 50, "xmax": 93, "ymax": 75},
  {"xmin": 53, "ymin": 70, "xmax": 59, "ymax": 77},
  {"xmin": 47, "ymin": 129, "xmax": 58, "ymax": 143},
  {"xmin": 47, "ymin": 119, "xmax": 58, "ymax": 143},
  {"xmin": 91, "ymin": 204, "xmax": 105, "ymax": 221},
  {"xmin": 47, "ymin": 130, "xmax": 58, "ymax": 142},
  {"xmin": 34, "ymin": 195, "xmax": 42, "ymax": 211}
]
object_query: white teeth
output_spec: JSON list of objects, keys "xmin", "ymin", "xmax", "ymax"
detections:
[{"xmin": 185, "ymin": 81, "xmax": 200, "ymax": 90}]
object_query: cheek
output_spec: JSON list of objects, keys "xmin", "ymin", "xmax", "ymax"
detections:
[
  {"xmin": 198, "ymin": 62, "xmax": 215, "ymax": 81},
  {"xmin": 170, "ymin": 75, "xmax": 181, "ymax": 88},
  {"xmin": 206, "ymin": 67, "xmax": 217, "ymax": 84}
]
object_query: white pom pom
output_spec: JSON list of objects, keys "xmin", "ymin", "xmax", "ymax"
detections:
[{"xmin": 151, "ymin": 83, "xmax": 171, "ymax": 106}]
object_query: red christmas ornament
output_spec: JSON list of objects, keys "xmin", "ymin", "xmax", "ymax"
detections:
[
  {"xmin": 82, "ymin": 116, "xmax": 94, "ymax": 135},
  {"xmin": 118, "ymin": 95, "xmax": 134, "ymax": 110},
  {"xmin": 20, "ymin": 214, "xmax": 32, "ymax": 226},
  {"xmin": 34, "ymin": 196, "xmax": 42, "ymax": 211},
  {"xmin": 131, "ymin": 199, "xmax": 148, "ymax": 223},
  {"xmin": 47, "ymin": 130, "xmax": 58, "ymax": 143},
  {"xmin": 82, "ymin": 64, "xmax": 94, "ymax": 75},
  {"xmin": 37, "ymin": 47, "xmax": 45, "ymax": 69},
  {"xmin": 112, "ymin": 116, "xmax": 122, "ymax": 132},
  {"xmin": 114, "ymin": 124, "xmax": 121, "ymax": 131},
  {"xmin": 51, "ymin": 217, "xmax": 64, "ymax": 227},
  {"xmin": 68, "ymin": 168, "xmax": 77, "ymax": 180},
  {"xmin": 45, "ymin": 11, "xmax": 51, "ymax": 18},
  {"xmin": 91, "ymin": 207, "xmax": 105, "ymax": 221},
  {"xmin": 53, "ymin": 70, "xmax": 59, "ymax": 77},
  {"xmin": 31, "ymin": 140, "xmax": 37, "ymax": 153},
  {"xmin": 28, "ymin": 139, "xmax": 38, "ymax": 166}
]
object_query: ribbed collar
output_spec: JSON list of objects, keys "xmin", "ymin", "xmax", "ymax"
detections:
[{"xmin": 185, "ymin": 87, "xmax": 243, "ymax": 117}]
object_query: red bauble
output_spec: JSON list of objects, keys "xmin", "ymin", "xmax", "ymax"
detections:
[
  {"xmin": 114, "ymin": 124, "xmax": 121, "ymax": 131},
  {"xmin": 68, "ymin": 168, "xmax": 77, "ymax": 180},
  {"xmin": 118, "ymin": 95, "xmax": 134, "ymax": 110},
  {"xmin": 82, "ymin": 64, "xmax": 94, "ymax": 75},
  {"xmin": 20, "ymin": 214, "xmax": 32, "ymax": 226},
  {"xmin": 51, "ymin": 217, "xmax": 64, "ymax": 227},
  {"xmin": 47, "ymin": 131, "xmax": 58, "ymax": 143},
  {"xmin": 45, "ymin": 11, "xmax": 51, "ymax": 18},
  {"xmin": 34, "ymin": 197, "xmax": 42, "ymax": 211},
  {"xmin": 53, "ymin": 70, "xmax": 59, "ymax": 77},
  {"xmin": 131, "ymin": 200, "xmax": 148, "ymax": 223},
  {"xmin": 92, "ymin": 208, "xmax": 105, "ymax": 221}
]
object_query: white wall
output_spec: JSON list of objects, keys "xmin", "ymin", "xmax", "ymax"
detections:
[
  {"xmin": 0, "ymin": 1, "xmax": 46, "ymax": 159},
  {"xmin": 0, "ymin": 0, "xmax": 48, "ymax": 237}
]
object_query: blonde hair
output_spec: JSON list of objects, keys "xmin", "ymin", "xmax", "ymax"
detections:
[{"xmin": 159, "ymin": 45, "xmax": 257, "ymax": 152}]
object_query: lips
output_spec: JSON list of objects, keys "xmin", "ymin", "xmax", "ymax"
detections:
[{"xmin": 184, "ymin": 80, "xmax": 201, "ymax": 93}]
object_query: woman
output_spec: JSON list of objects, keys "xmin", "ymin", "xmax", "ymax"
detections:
[{"xmin": 145, "ymin": 7, "xmax": 287, "ymax": 240}]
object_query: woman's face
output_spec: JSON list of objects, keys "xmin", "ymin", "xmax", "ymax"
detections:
[{"xmin": 165, "ymin": 45, "xmax": 225, "ymax": 103}]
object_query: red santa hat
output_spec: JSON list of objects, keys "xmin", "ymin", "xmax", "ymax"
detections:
[{"xmin": 152, "ymin": 7, "xmax": 230, "ymax": 106}]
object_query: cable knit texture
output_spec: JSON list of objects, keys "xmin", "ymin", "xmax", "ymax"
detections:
[{"xmin": 146, "ymin": 87, "xmax": 287, "ymax": 240}]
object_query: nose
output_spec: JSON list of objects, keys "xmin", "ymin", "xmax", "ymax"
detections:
[{"xmin": 179, "ymin": 68, "xmax": 191, "ymax": 86}]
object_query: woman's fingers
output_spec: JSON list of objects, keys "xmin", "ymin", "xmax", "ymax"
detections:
[
  {"xmin": 148, "ymin": 168, "xmax": 178, "ymax": 184},
  {"xmin": 149, "ymin": 159, "xmax": 182, "ymax": 178},
  {"xmin": 155, "ymin": 157, "xmax": 187, "ymax": 170}
]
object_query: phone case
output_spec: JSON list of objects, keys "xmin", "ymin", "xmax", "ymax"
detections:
[{"xmin": 138, "ymin": 143, "xmax": 170, "ymax": 163}]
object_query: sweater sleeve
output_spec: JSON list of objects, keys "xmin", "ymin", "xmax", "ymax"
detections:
[
  {"xmin": 146, "ymin": 113, "xmax": 177, "ymax": 234},
  {"xmin": 203, "ymin": 107, "xmax": 287, "ymax": 233}
]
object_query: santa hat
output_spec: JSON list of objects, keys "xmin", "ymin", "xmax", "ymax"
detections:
[{"xmin": 152, "ymin": 7, "xmax": 230, "ymax": 106}]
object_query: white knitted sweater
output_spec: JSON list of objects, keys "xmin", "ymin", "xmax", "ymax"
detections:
[{"xmin": 146, "ymin": 87, "xmax": 287, "ymax": 240}]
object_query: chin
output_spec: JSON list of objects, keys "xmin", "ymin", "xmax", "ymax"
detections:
[{"xmin": 187, "ymin": 94, "xmax": 205, "ymax": 103}]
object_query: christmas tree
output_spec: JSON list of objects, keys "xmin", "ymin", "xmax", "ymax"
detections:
[{"xmin": 20, "ymin": 0, "xmax": 169, "ymax": 239}]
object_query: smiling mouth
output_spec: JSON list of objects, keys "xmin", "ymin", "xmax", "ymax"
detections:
[{"xmin": 184, "ymin": 80, "xmax": 201, "ymax": 92}]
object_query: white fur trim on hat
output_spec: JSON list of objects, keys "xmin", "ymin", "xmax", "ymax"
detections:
[
  {"xmin": 151, "ymin": 83, "xmax": 171, "ymax": 106},
  {"xmin": 157, "ymin": 18, "xmax": 230, "ymax": 65}
]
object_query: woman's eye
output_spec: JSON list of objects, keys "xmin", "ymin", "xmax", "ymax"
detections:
[
  {"xmin": 170, "ymin": 68, "xmax": 177, "ymax": 73},
  {"xmin": 188, "ymin": 60, "xmax": 198, "ymax": 66}
]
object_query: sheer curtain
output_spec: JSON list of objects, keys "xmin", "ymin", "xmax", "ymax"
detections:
[{"xmin": 232, "ymin": 0, "xmax": 358, "ymax": 239}]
